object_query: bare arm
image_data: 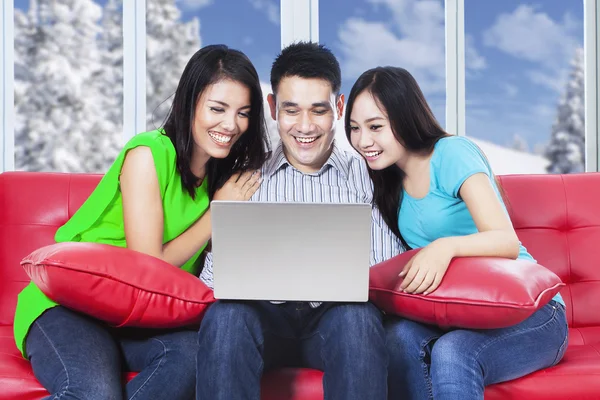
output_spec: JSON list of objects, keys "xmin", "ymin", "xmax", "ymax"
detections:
[
  {"xmin": 443, "ymin": 172, "xmax": 520, "ymax": 259},
  {"xmin": 120, "ymin": 147, "xmax": 212, "ymax": 267},
  {"xmin": 120, "ymin": 147, "xmax": 261, "ymax": 267}
]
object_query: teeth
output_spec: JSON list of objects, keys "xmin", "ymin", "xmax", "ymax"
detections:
[
  {"xmin": 365, "ymin": 151, "xmax": 382, "ymax": 157},
  {"xmin": 295, "ymin": 136, "xmax": 317, "ymax": 143},
  {"xmin": 209, "ymin": 131, "xmax": 232, "ymax": 144}
]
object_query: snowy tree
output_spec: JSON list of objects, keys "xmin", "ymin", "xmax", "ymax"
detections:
[
  {"xmin": 509, "ymin": 134, "xmax": 529, "ymax": 152},
  {"xmin": 146, "ymin": 0, "xmax": 201, "ymax": 130},
  {"xmin": 97, "ymin": 0, "xmax": 124, "ymax": 137},
  {"xmin": 14, "ymin": 0, "xmax": 120, "ymax": 173},
  {"xmin": 545, "ymin": 48, "xmax": 585, "ymax": 174}
]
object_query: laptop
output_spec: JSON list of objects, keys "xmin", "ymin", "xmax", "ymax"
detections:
[{"xmin": 210, "ymin": 201, "xmax": 372, "ymax": 302}]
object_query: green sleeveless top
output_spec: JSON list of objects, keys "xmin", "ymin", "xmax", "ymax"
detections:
[{"xmin": 13, "ymin": 129, "xmax": 210, "ymax": 358}]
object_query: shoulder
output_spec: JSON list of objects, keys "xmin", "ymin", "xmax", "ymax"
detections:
[
  {"xmin": 432, "ymin": 136, "xmax": 492, "ymax": 196},
  {"xmin": 434, "ymin": 135, "xmax": 482, "ymax": 157},
  {"xmin": 121, "ymin": 129, "xmax": 177, "ymax": 191}
]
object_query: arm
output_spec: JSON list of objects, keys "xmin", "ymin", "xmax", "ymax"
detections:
[
  {"xmin": 399, "ymin": 173, "xmax": 520, "ymax": 294},
  {"xmin": 442, "ymin": 172, "xmax": 520, "ymax": 259},
  {"xmin": 120, "ymin": 146, "xmax": 212, "ymax": 267},
  {"xmin": 371, "ymin": 206, "xmax": 404, "ymax": 266}
]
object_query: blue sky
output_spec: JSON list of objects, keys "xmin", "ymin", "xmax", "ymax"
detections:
[{"xmin": 15, "ymin": 0, "xmax": 584, "ymax": 151}]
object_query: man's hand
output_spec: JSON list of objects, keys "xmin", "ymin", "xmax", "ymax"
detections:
[{"xmin": 213, "ymin": 170, "xmax": 262, "ymax": 201}]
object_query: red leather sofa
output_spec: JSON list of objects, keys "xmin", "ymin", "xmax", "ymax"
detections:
[{"xmin": 1, "ymin": 171, "xmax": 599, "ymax": 399}]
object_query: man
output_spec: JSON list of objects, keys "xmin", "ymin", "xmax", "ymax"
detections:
[{"xmin": 197, "ymin": 42, "xmax": 403, "ymax": 400}]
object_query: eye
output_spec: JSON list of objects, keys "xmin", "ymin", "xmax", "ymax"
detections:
[
  {"xmin": 210, "ymin": 107, "xmax": 224, "ymax": 113},
  {"xmin": 313, "ymin": 109, "xmax": 328, "ymax": 115},
  {"xmin": 285, "ymin": 109, "xmax": 299, "ymax": 115},
  {"xmin": 349, "ymin": 125, "xmax": 359, "ymax": 132},
  {"xmin": 370, "ymin": 124, "xmax": 383, "ymax": 131},
  {"xmin": 238, "ymin": 111, "xmax": 250, "ymax": 118}
]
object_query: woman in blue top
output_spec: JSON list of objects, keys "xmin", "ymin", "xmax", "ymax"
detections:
[{"xmin": 345, "ymin": 66, "xmax": 568, "ymax": 400}]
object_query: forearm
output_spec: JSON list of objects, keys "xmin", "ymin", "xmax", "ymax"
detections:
[
  {"xmin": 161, "ymin": 210, "xmax": 212, "ymax": 267},
  {"xmin": 442, "ymin": 230, "xmax": 520, "ymax": 259}
]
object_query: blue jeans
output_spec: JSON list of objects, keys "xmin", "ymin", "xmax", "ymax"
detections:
[
  {"xmin": 196, "ymin": 300, "xmax": 388, "ymax": 400},
  {"xmin": 26, "ymin": 306, "xmax": 198, "ymax": 400},
  {"xmin": 385, "ymin": 300, "xmax": 569, "ymax": 400}
]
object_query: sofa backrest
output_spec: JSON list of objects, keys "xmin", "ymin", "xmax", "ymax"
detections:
[
  {"xmin": 498, "ymin": 173, "xmax": 600, "ymax": 329},
  {"xmin": 0, "ymin": 172, "xmax": 102, "ymax": 325},
  {"xmin": 1, "ymin": 172, "xmax": 599, "ymax": 328}
]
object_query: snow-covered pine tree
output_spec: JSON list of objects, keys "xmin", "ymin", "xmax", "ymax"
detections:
[
  {"xmin": 146, "ymin": 0, "xmax": 201, "ymax": 130},
  {"xmin": 545, "ymin": 47, "xmax": 585, "ymax": 174},
  {"xmin": 14, "ymin": 0, "xmax": 120, "ymax": 173}
]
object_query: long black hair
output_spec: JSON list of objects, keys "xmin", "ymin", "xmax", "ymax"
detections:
[
  {"xmin": 345, "ymin": 67, "xmax": 450, "ymax": 249},
  {"xmin": 163, "ymin": 44, "xmax": 270, "ymax": 199}
]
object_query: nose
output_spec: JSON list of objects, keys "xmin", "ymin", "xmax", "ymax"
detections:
[
  {"xmin": 221, "ymin": 112, "xmax": 236, "ymax": 132},
  {"xmin": 296, "ymin": 112, "xmax": 316, "ymax": 134},
  {"xmin": 356, "ymin": 129, "xmax": 374, "ymax": 149}
]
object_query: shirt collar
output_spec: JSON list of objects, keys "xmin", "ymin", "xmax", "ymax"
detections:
[{"xmin": 264, "ymin": 140, "xmax": 350, "ymax": 179}]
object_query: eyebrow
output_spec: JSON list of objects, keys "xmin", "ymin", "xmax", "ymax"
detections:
[
  {"xmin": 280, "ymin": 101, "xmax": 332, "ymax": 108},
  {"xmin": 349, "ymin": 116, "xmax": 385, "ymax": 124},
  {"xmin": 208, "ymin": 99, "xmax": 251, "ymax": 109}
]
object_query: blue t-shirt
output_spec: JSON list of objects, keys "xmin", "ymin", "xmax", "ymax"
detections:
[{"xmin": 398, "ymin": 136, "xmax": 564, "ymax": 306}]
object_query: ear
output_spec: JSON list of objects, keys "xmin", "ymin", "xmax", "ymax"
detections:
[
  {"xmin": 336, "ymin": 94, "xmax": 345, "ymax": 120},
  {"xmin": 267, "ymin": 94, "xmax": 277, "ymax": 121}
]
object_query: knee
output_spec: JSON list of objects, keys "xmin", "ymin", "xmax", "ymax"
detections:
[
  {"xmin": 154, "ymin": 330, "xmax": 198, "ymax": 372},
  {"xmin": 201, "ymin": 301, "xmax": 261, "ymax": 333},
  {"xmin": 325, "ymin": 303, "xmax": 385, "ymax": 354},
  {"xmin": 198, "ymin": 301, "xmax": 262, "ymax": 355},
  {"xmin": 430, "ymin": 332, "xmax": 474, "ymax": 368},
  {"xmin": 385, "ymin": 318, "xmax": 432, "ymax": 358}
]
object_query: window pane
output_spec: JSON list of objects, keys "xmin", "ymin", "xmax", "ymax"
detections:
[
  {"xmin": 145, "ymin": 0, "xmax": 280, "ymax": 144},
  {"xmin": 14, "ymin": 0, "xmax": 124, "ymax": 173},
  {"xmin": 465, "ymin": 0, "xmax": 585, "ymax": 174},
  {"xmin": 319, "ymin": 0, "xmax": 449, "ymax": 151}
]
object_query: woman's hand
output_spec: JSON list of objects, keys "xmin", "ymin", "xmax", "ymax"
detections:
[
  {"xmin": 213, "ymin": 170, "xmax": 262, "ymax": 201},
  {"xmin": 397, "ymin": 238, "xmax": 456, "ymax": 295}
]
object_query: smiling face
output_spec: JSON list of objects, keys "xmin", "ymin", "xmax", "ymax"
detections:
[
  {"xmin": 192, "ymin": 79, "xmax": 251, "ymax": 165},
  {"xmin": 268, "ymin": 76, "xmax": 344, "ymax": 173},
  {"xmin": 348, "ymin": 90, "xmax": 407, "ymax": 170}
]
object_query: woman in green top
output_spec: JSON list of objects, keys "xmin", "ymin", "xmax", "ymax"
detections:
[{"xmin": 15, "ymin": 45, "xmax": 270, "ymax": 400}]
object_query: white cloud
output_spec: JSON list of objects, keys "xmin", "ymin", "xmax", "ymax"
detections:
[
  {"xmin": 503, "ymin": 83, "xmax": 518, "ymax": 98},
  {"xmin": 482, "ymin": 5, "xmax": 581, "ymax": 92},
  {"xmin": 178, "ymin": 0, "xmax": 213, "ymax": 10},
  {"xmin": 336, "ymin": 0, "xmax": 485, "ymax": 96},
  {"xmin": 249, "ymin": 0, "xmax": 279, "ymax": 25}
]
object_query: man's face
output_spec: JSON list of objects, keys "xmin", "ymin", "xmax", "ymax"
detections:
[{"xmin": 267, "ymin": 76, "xmax": 344, "ymax": 173}]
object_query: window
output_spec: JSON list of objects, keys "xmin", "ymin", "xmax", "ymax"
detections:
[
  {"xmin": 145, "ymin": 0, "xmax": 280, "ymax": 144},
  {"xmin": 13, "ymin": 0, "xmax": 124, "ymax": 173},
  {"xmin": 465, "ymin": 0, "xmax": 585, "ymax": 174},
  {"xmin": 319, "ymin": 0, "xmax": 449, "ymax": 151}
]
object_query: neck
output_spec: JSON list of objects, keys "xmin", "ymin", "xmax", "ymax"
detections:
[
  {"xmin": 396, "ymin": 150, "xmax": 431, "ymax": 178},
  {"xmin": 191, "ymin": 146, "xmax": 210, "ymax": 181}
]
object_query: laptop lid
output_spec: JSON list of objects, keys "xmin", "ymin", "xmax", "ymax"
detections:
[{"xmin": 211, "ymin": 201, "xmax": 372, "ymax": 302}]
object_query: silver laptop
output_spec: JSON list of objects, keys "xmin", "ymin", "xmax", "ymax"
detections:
[{"xmin": 211, "ymin": 201, "xmax": 372, "ymax": 302}]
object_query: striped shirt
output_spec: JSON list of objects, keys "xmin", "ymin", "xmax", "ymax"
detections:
[{"xmin": 200, "ymin": 140, "xmax": 404, "ymax": 307}]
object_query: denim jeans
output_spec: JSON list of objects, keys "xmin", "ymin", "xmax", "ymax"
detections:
[
  {"xmin": 196, "ymin": 300, "xmax": 388, "ymax": 400},
  {"xmin": 385, "ymin": 300, "xmax": 569, "ymax": 400},
  {"xmin": 26, "ymin": 306, "xmax": 198, "ymax": 400}
]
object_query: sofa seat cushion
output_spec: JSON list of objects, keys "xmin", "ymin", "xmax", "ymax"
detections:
[
  {"xmin": 261, "ymin": 368, "xmax": 324, "ymax": 400},
  {"xmin": 0, "ymin": 325, "xmax": 47, "ymax": 400},
  {"xmin": 485, "ymin": 341, "xmax": 600, "ymax": 399}
]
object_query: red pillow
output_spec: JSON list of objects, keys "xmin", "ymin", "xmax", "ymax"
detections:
[
  {"xmin": 21, "ymin": 242, "xmax": 215, "ymax": 328},
  {"xmin": 369, "ymin": 249, "xmax": 565, "ymax": 329}
]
